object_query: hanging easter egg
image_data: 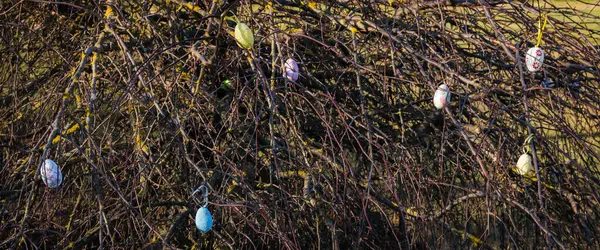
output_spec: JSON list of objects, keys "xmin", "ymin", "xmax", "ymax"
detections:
[
  {"xmin": 41, "ymin": 159, "xmax": 63, "ymax": 188},
  {"xmin": 433, "ymin": 84, "xmax": 451, "ymax": 110},
  {"xmin": 283, "ymin": 58, "xmax": 299, "ymax": 81},
  {"xmin": 516, "ymin": 153, "xmax": 533, "ymax": 176},
  {"xmin": 234, "ymin": 22, "xmax": 254, "ymax": 49},
  {"xmin": 525, "ymin": 47, "xmax": 544, "ymax": 72},
  {"xmin": 541, "ymin": 78, "xmax": 553, "ymax": 88},
  {"xmin": 221, "ymin": 79, "xmax": 233, "ymax": 91},
  {"xmin": 195, "ymin": 207, "xmax": 213, "ymax": 232}
]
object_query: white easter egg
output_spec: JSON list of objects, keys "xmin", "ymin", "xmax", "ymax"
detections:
[
  {"xmin": 41, "ymin": 159, "xmax": 62, "ymax": 188},
  {"xmin": 525, "ymin": 47, "xmax": 544, "ymax": 72},
  {"xmin": 195, "ymin": 207, "xmax": 213, "ymax": 233},
  {"xmin": 516, "ymin": 153, "xmax": 533, "ymax": 176},
  {"xmin": 283, "ymin": 58, "xmax": 299, "ymax": 81},
  {"xmin": 234, "ymin": 22, "xmax": 254, "ymax": 49},
  {"xmin": 433, "ymin": 84, "xmax": 450, "ymax": 110}
]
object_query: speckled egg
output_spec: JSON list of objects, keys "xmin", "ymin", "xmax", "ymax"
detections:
[
  {"xmin": 433, "ymin": 84, "xmax": 451, "ymax": 110},
  {"xmin": 525, "ymin": 47, "xmax": 544, "ymax": 72},
  {"xmin": 41, "ymin": 159, "xmax": 62, "ymax": 188},
  {"xmin": 195, "ymin": 207, "xmax": 213, "ymax": 233},
  {"xmin": 283, "ymin": 58, "xmax": 299, "ymax": 81}
]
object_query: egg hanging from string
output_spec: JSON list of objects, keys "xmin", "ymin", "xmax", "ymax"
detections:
[
  {"xmin": 41, "ymin": 159, "xmax": 63, "ymax": 188},
  {"xmin": 525, "ymin": 47, "xmax": 544, "ymax": 72},
  {"xmin": 193, "ymin": 185, "xmax": 213, "ymax": 233},
  {"xmin": 433, "ymin": 84, "xmax": 451, "ymax": 110},
  {"xmin": 516, "ymin": 153, "xmax": 533, "ymax": 176},
  {"xmin": 283, "ymin": 58, "xmax": 299, "ymax": 81},
  {"xmin": 195, "ymin": 206, "xmax": 213, "ymax": 233},
  {"xmin": 234, "ymin": 22, "xmax": 254, "ymax": 49}
]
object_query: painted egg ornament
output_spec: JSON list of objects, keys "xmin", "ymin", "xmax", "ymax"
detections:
[
  {"xmin": 195, "ymin": 207, "xmax": 213, "ymax": 233},
  {"xmin": 516, "ymin": 153, "xmax": 534, "ymax": 176},
  {"xmin": 41, "ymin": 159, "xmax": 63, "ymax": 188},
  {"xmin": 234, "ymin": 22, "xmax": 254, "ymax": 49},
  {"xmin": 283, "ymin": 58, "xmax": 299, "ymax": 81},
  {"xmin": 221, "ymin": 79, "xmax": 233, "ymax": 91},
  {"xmin": 525, "ymin": 47, "xmax": 544, "ymax": 72},
  {"xmin": 541, "ymin": 78, "xmax": 554, "ymax": 88},
  {"xmin": 433, "ymin": 84, "xmax": 451, "ymax": 110}
]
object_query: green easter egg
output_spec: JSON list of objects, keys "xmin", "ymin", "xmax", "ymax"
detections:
[
  {"xmin": 235, "ymin": 22, "xmax": 254, "ymax": 49},
  {"xmin": 221, "ymin": 79, "xmax": 233, "ymax": 90}
]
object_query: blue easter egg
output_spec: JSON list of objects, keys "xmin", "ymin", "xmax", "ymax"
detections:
[{"xmin": 195, "ymin": 207, "xmax": 213, "ymax": 232}]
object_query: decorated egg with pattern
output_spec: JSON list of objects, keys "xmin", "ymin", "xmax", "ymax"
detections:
[
  {"xmin": 433, "ymin": 84, "xmax": 450, "ymax": 110},
  {"xmin": 234, "ymin": 22, "xmax": 254, "ymax": 49},
  {"xmin": 525, "ymin": 47, "xmax": 544, "ymax": 72},
  {"xmin": 41, "ymin": 159, "xmax": 62, "ymax": 188},
  {"xmin": 283, "ymin": 58, "xmax": 299, "ymax": 81},
  {"xmin": 195, "ymin": 207, "xmax": 213, "ymax": 233},
  {"xmin": 516, "ymin": 153, "xmax": 533, "ymax": 176}
]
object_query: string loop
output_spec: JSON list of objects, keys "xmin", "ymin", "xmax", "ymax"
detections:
[
  {"xmin": 522, "ymin": 134, "xmax": 534, "ymax": 154},
  {"xmin": 536, "ymin": 14, "xmax": 548, "ymax": 47},
  {"xmin": 192, "ymin": 184, "xmax": 209, "ymax": 208}
]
